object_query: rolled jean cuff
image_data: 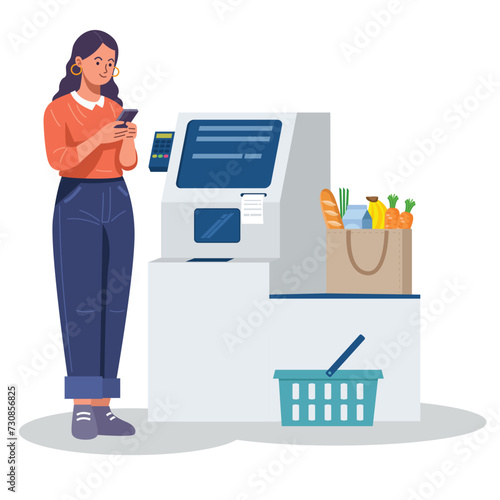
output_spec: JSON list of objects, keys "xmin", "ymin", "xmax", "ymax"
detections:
[
  {"xmin": 65, "ymin": 376, "xmax": 121, "ymax": 399},
  {"xmin": 102, "ymin": 378, "xmax": 120, "ymax": 398}
]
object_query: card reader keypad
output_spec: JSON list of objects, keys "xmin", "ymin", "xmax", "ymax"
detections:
[{"xmin": 149, "ymin": 132, "xmax": 175, "ymax": 172}]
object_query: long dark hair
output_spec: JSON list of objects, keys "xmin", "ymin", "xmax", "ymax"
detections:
[{"xmin": 52, "ymin": 30, "xmax": 122, "ymax": 105}]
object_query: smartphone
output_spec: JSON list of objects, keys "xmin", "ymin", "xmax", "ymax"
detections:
[{"xmin": 115, "ymin": 109, "xmax": 138, "ymax": 128}]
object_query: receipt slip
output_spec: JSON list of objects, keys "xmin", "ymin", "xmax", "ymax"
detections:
[{"xmin": 241, "ymin": 194, "xmax": 264, "ymax": 224}]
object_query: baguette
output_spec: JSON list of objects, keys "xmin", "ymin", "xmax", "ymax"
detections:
[{"xmin": 320, "ymin": 189, "xmax": 344, "ymax": 229}]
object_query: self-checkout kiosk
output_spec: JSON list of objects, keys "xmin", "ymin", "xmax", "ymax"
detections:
[{"xmin": 148, "ymin": 113, "xmax": 420, "ymax": 422}]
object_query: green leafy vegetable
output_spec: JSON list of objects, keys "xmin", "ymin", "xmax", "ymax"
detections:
[{"xmin": 339, "ymin": 188, "xmax": 349, "ymax": 218}]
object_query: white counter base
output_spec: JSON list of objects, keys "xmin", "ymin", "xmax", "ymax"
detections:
[{"xmin": 149, "ymin": 260, "xmax": 420, "ymax": 422}]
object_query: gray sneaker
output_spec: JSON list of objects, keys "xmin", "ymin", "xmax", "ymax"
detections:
[
  {"xmin": 93, "ymin": 406, "xmax": 135, "ymax": 436},
  {"xmin": 72, "ymin": 405, "xmax": 98, "ymax": 440}
]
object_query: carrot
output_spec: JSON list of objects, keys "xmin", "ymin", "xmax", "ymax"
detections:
[
  {"xmin": 384, "ymin": 194, "xmax": 399, "ymax": 229},
  {"xmin": 398, "ymin": 199, "xmax": 416, "ymax": 228},
  {"xmin": 320, "ymin": 189, "xmax": 344, "ymax": 229}
]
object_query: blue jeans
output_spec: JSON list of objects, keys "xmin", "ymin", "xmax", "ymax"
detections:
[{"xmin": 52, "ymin": 177, "xmax": 134, "ymax": 399}]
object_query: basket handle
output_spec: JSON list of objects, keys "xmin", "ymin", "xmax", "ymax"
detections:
[
  {"xmin": 326, "ymin": 334, "xmax": 365, "ymax": 377},
  {"xmin": 346, "ymin": 230, "xmax": 389, "ymax": 276}
]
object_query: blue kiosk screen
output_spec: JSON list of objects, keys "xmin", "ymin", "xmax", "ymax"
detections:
[{"xmin": 176, "ymin": 119, "xmax": 282, "ymax": 188}]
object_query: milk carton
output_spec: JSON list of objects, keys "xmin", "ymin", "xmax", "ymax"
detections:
[{"xmin": 342, "ymin": 205, "xmax": 372, "ymax": 229}]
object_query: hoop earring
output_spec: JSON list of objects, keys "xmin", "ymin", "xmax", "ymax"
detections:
[
  {"xmin": 112, "ymin": 67, "xmax": 120, "ymax": 77},
  {"xmin": 70, "ymin": 64, "xmax": 82, "ymax": 76}
]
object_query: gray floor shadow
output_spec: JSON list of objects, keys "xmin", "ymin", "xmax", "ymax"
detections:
[{"xmin": 19, "ymin": 404, "xmax": 486, "ymax": 455}]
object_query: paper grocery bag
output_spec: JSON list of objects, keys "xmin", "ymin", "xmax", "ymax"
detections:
[{"xmin": 326, "ymin": 229, "xmax": 412, "ymax": 294}]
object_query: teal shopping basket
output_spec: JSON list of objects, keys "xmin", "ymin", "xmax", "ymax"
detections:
[
  {"xmin": 273, "ymin": 334, "xmax": 383, "ymax": 426},
  {"xmin": 273, "ymin": 369, "xmax": 383, "ymax": 426}
]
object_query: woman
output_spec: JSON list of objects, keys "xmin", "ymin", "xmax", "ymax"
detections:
[{"xmin": 44, "ymin": 30, "xmax": 137, "ymax": 440}]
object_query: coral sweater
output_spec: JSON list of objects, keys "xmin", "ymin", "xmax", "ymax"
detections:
[{"xmin": 43, "ymin": 92, "xmax": 137, "ymax": 178}]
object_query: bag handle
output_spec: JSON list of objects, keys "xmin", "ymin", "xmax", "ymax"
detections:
[{"xmin": 346, "ymin": 230, "xmax": 389, "ymax": 276}]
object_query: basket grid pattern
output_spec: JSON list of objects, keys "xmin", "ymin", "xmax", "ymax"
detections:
[{"xmin": 276, "ymin": 375, "xmax": 380, "ymax": 426}]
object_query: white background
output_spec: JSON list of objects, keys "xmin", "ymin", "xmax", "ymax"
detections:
[{"xmin": 1, "ymin": 0, "xmax": 499, "ymax": 498}]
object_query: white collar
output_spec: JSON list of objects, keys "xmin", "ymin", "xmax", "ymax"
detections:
[{"xmin": 70, "ymin": 90, "xmax": 105, "ymax": 110}]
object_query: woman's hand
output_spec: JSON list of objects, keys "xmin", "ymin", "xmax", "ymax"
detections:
[
  {"xmin": 119, "ymin": 123, "xmax": 138, "ymax": 169},
  {"xmin": 123, "ymin": 122, "xmax": 137, "ymax": 140},
  {"xmin": 74, "ymin": 121, "xmax": 136, "ymax": 165},
  {"xmin": 76, "ymin": 121, "xmax": 126, "ymax": 163},
  {"xmin": 97, "ymin": 121, "xmax": 129, "ymax": 144}
]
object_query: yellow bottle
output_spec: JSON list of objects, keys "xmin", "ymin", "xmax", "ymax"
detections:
[{"xmin": 366, "ymin": 196, "xmax": 387, "ymax": 229}]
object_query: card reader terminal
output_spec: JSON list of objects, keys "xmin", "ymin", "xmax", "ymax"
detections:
[{"xmin": 149, "ymin": 131, "xmax": 175, "ymax": 172}]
